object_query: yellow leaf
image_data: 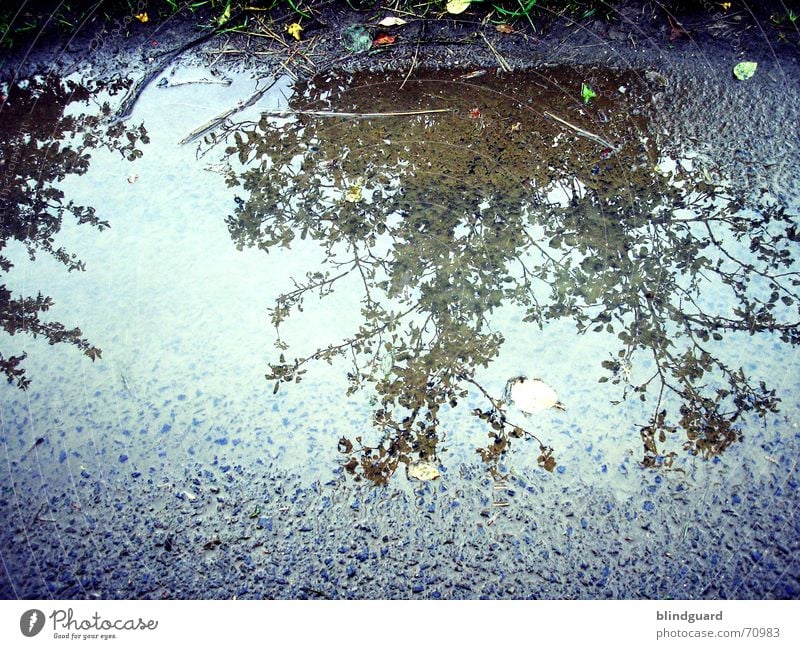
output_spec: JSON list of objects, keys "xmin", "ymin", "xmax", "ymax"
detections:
[
  {"xmin": 287, "ymin": 22, "xmax": 303, "ymax": 41},
  {"xmin": 446, "ymin": 0, "xmax": 471, "ymax": 15},
  {"xmin": 344, "ymin": 182, "xmax": 362, "ymax": 203},
  {"xmin": 134, "ymin": 12, "xmax": 148, "ymax": 23}
]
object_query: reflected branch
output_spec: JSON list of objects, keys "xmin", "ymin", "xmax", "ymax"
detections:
[
  {"xmin": 211, "ymin": 69, "xmax": 799, "ymax": 482},
  {"xmin": 0, "ymin": 75, "xmax": 149, "ymax": 388}
]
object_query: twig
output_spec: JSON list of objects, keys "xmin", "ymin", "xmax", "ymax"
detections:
[
  {"xmin": 479, "ymin": 32, "xmax": 512, "ymax": 73},
  {"xmin": 32, "ymin": 503, "xmax": 55, "ymax": 524},
  {"xmin": 178, "ymin": 77, "xmax": 279, "ymax": 145},
  {"xmin": 399, "ymin": 40, "xmax": 421, "ymax": 91},
  {"xmin": 163, "ymin": 78, "xmax": 232, "ymax": 88},
  {"xmin": 461, "ymin": 375, "xmax": 546, "ymax": 448},
  {"xmin": 542, "ymin": 110, "xmax": 619, "ymax": 152}
]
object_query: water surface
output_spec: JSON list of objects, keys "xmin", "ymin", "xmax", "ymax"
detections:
[{"xmin": 1, "ymin": 66, "xmax": 798, "ymax": 598}]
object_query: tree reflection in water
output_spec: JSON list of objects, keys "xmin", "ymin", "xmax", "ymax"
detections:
[
  {"xmin": 210, "ymin": 69, "xmax": 799, "ymax": 483},
  {"xmin": 0, "ymin": 75, "xmax": 149, "ymax": 388}
]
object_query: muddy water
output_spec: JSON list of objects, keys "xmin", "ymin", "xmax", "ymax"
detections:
[{"xmin": 1, "ymin": 66, "xmax": 798, "ymax": 599}]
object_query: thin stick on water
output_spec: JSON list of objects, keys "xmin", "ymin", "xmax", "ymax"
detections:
[
  {"xmin": 180, "ymin": 104, "xmax": 452, "ymax": 145},
  {"xmin": 543, "ymin": 110, "xmax": 619, "ymax": 152},
  {"xmin": 400, "ymin": 40, "xmax": 421, "ymax": 91},
  {"xmin": 164, "ymin": 78, "xmax": 232, "ymax": 87},
  {"xmin": 178, "ymin": 77, "xmax": 279, "ymax": 145},
  {"xmin": 258, "ymin": 108, "xmax": 453, "ymax": 119}
]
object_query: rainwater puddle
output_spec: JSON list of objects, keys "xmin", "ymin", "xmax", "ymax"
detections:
[{"xmin": 1, "ymin": 67, "xmax": 798, "ymax": 598}]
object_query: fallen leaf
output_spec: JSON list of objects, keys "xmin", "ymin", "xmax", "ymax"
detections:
[
  {"xmin": 407, "ymin": 461, "xmax": 441, "ymax": 481},
  {"xmin": 733, "ymin": 61, "xmax": 757, "ymax": 80},
  {"xmin": 581, "ymin": 82, "xmax": 597, "ymax": 104},
  {"xmin": 342, "ymin": 24, "xmax": 373, "ymax": 53},
  {"xmin": 668, "ymin": 23, "xmax": 688, "ymax": 41},
  {"xmin": 378, "ymin": 16, "xmax": 407, "ymax": 27},
  {"xmin": 134, "ymin": 12, "xmax": 148, "ymax": 23},
  {"xmin": 469, "ymin": 106, "xmax": 481, "ymax": 119},
  {"xmin": 496, "ymin": 23, "xmax": 513, "ymax": 34},
  {"xmin": 505, "ymin": 377, "xmax": 565, "ymax": 414},
  {"xmin": 373, "ymin": 33, "xmax": 397, "ymax": 46},
  {"xmin": 446, "ymin": 0, "xmax": 471, "ymax": 15},
  {"xmin": 84, "ymin": 347, "xmax": 102, "ymax": 361},
  {"xmin": 287, "ymin": 22, "xmax": 303, "ymax": 41}
]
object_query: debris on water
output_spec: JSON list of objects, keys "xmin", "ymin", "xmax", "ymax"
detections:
[
  {"xmin": 644, "ymin": 70, "xmax": 668, "ymax": 88},
  {"xmin": 733, "ymin": 61, "xmax": 758, "ymax": 80},
  {"xmin": 407, "ymin": 461, "xmax": 441, "ymax": 482},
  {"xmin": 504, "ymin": 377, "xmax": 565, "ymax": 414},
  {"xmin": 342, "ymin": 25, "xmax": 372, "ymax": 53}
]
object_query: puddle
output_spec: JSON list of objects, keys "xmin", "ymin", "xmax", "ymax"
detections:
[{"xmin": 1, "ymin": 67, "xmax": 798, "ymax": 599}]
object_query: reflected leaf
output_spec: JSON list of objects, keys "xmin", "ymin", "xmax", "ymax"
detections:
[{"xmin": 344, "ymin": 182, "xmax": 363, "ymax": 203}]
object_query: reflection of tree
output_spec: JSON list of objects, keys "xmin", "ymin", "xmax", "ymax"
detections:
[
  {"xmin": 0, "ymin": 75, "xmax": 149, "ymax": 388},
  {"xmin": 213, "ymin": 70, "xmax": 799, "ymax": 482}
]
